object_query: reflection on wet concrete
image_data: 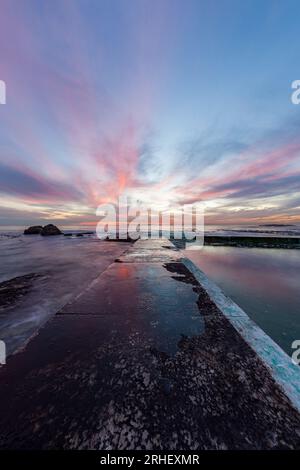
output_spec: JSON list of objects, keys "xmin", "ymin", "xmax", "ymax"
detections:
[
  {"xmin": 0, "ymin": 239, "xmax": 300, "ymax": 449},
  {"xmin": 58, "ymin": 261, "xmax": 203, "ymax": 356}
]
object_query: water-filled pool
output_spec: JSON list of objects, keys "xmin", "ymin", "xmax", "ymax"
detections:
[{"xmin": 185, "ymin": 245, "xmax": 300, "ymax": 356}]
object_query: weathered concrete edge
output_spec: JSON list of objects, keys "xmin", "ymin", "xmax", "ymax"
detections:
[{"xmin": 181, "ymin": 256, "xmax": 300, "ymax": 414}]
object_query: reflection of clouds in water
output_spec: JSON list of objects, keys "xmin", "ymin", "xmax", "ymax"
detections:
[{"xmin": 186, "ymin": 246, "xmax": 300, "ymax": 355}]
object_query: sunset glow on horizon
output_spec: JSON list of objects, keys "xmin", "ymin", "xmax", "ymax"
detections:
[{"xmin": 1, "ymin": 0, "xmax": 300, "ymax": 228}]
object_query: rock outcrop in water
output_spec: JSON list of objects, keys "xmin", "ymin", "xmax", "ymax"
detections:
[
  {"xmin": 24, "ymin": 225, "xmax": 43, "ymax": 235},
  {"xmin": 41, "ymin": 224, "xmax": 62, "ymax": 236},
  {"xmin": 24, "ymin": 224, "xmax": 62, "ymax": 236},
  {"xmin": 0, "ymin": 273, "xmax": 41, "ymax": 311}
]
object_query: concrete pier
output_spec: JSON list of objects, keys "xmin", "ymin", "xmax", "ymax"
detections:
[{"xmin": 0, "ymin": 239, "xmax": 300, "ymax": 449}]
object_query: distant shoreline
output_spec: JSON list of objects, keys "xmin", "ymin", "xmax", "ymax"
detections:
[{"xmin": 258, "ymin": 224, "xmax": 296, "ymax": 227}]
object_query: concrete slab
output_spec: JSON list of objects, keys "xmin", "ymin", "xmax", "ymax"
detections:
[
  {"xmin": 0, "ymin": 239, "xmax": 300, "ymax": 450},
  {"xmin": 115, "ymin": 238, "xmax": 182, "ymax": 263}
]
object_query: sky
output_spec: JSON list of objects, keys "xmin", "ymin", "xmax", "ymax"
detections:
[{"xmin": 0, "ymin": 0, "xmax": 300, "ymax": 228}]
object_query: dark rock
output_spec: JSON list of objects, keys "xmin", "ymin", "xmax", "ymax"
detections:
[
  {"xmin": 104, "ymin": 235, "xmax": 135, "ymax": 242},
  {"xmin": 76, "ymin": 233, "xmax": 83, "ymax": 237},
  {"xmin": 0, "ymin": 273, "xmax": 41, "ymax": 310},
  {"xmin": 40, "ymin": 224, "xmax": 62, "ymax": 236},
  {"xmin": 24, "ymin": 225, "xmax": 43, "ymax": 235}
]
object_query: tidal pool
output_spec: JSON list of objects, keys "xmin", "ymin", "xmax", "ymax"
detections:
[{"xmin": 185, "ymin": 246, "xmax": 300, "ymax": 356}]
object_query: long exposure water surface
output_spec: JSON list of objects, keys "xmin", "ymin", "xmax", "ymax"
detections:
[{"xmin": 0, "ymin": 232, "xmax": 127, "ymax": 355}]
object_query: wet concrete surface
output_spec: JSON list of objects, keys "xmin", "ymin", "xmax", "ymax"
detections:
[{"xmin": 0, "ymin": 239, "xmax": 300, "ymax": 449}]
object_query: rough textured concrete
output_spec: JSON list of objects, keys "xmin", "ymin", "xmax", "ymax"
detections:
[{"xmin": 0, "ymin": 239, "xmax": 300, "ymax": 449}]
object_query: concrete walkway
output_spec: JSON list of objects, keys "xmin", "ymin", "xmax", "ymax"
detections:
[{"xmin": 0, "ymin": 239, "xmax": 300, "ymax": 449}]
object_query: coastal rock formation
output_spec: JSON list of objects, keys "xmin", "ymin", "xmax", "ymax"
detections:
[
  {"xmin": 24, "ymin": 225, "xmax": 43, "ymax": 235},
  {"xmin": 41, "ymin": 224, "xmax": 62, "ymax": 236},
  {"xmin": 0, "ymin": 273, "xmax": 41, "ymax": 311},
  {"xmin": 24, "ymin": 224, "xmax": 62, "ymax": 236}
]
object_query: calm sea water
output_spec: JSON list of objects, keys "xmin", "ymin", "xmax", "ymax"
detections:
[{"xmin": 185, "ymin": 246, "xmax": 300, "ymax": 356}]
